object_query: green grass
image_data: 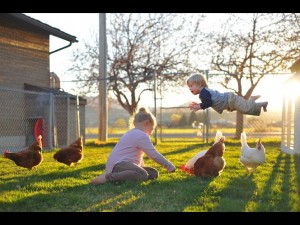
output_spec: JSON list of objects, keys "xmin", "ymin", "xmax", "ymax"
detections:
[
  {"xmin": 86, "ymin": 127, "xmax": 282, "ymax": 135},
  {"xmin": 1, "ymin": 138, "xmax": 299, "ymax": 212}
]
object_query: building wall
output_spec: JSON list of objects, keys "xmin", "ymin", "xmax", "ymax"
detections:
[
  {"xmin": 0, "ymin": 14, "xmax": 86, "ymax": 149},
  {"xmin": 0, "ymin": 14, "xmax": 50, "ymax": 90}
]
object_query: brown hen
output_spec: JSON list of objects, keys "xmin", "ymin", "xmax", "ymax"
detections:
[
  {"xmin": 193, "ymin": 136, "xmax": 226, "ymax": 177},
  {"xmin": 53, "ymin": 137, "xmax": 83, "ymax": 166},
  {"xmin": 3, "ymin": 135, "xmax": 43, "ymax": 170}
]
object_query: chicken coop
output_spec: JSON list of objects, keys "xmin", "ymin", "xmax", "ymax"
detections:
[
  {"xmin": 281, "ymin": 59, "xmax": 300, "ymax": 155},
  {"xmin": 0, "ymin": 85, "xmax": 86, "ymax": 152}
]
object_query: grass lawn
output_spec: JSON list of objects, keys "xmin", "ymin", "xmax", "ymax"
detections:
[{"xmin": 1, "ymin": 137, "xmax": 299, "ymax": 212}]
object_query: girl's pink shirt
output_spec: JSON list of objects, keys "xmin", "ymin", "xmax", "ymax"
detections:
[{"xmin": 105, "ymin": 128, "xmax": 175, "ymax": 173}]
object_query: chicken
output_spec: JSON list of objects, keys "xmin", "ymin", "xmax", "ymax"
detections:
[
  {"xmin": 181, "ymin": 130, "xmax": 223, "ymax": 174},
  {"xmin": 53, "ymin": 137, "xmax": 83, "ymax": 166},
  {"xmin": 2, "ymin": 135, "xmax": 43, "ymax": 170},
  {"xmin": 240, "ymin": 132, "xmax": 266, "ymax": 174},
  {"xmin": 193, "ymin": 136, "xmax": 226, "ymax": 177}
]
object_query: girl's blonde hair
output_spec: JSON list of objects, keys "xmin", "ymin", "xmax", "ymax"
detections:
[
  {"xmin": 187, "ymin": 74, "xmax": 208, "ymax": 87},
  {"xmin": 129, "ymin": 107, "xmax": 157, "ymax": 129}
]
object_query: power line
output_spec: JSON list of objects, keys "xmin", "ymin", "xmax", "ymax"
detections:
[
  {"xmin": 60, "ymin": 77, "xmax": 116, "ymax": 83},
  {"xmin": 60, "ymin": 72, "xmax": 292, "ymax": 83}
]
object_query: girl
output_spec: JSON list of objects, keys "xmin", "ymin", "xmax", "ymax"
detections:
[{"xmin": 90, "ymin": 107, "xmax": 175, "ymax": 184}]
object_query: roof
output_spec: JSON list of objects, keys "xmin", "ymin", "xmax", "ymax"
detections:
[
  {"xmin": 8, "ymin": 13, "xmax": 78, "ymax": 43},
  {"xmin": 24, "ymin": 83, "xmax": 87, "ymax": 105}
]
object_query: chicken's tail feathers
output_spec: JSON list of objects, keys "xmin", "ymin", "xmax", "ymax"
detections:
[
  {"xmin": 36, "ymin": 135, "xmax": 42, "ymax": 140},
  {"xmin": 215, "ymin": 130, "xmax": 223, "ymax": 143},
  {"xmin": 241, "ymin": 132, "xmax": 248, "ymax": 147},
  {"xmin": 77, "ymin": 136, "xmax": 83, "ymax": 151},
  {"xmin": 36, "ymin": 135, "xmax": 43, "ymax": 149},
  {"xmin": 74, "ymin": 136, "xmax": 83, "ymax": 149},
  {"xmin": 256, "ymin": 138, "xmax": 264, "ymax": 150}
]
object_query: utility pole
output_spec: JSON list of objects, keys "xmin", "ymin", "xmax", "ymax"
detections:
[
  {"xmin": 205, "ymin": 70, "xmax": 210, "ymax": 144},
  {"xmin": 98, "ymin": 13, "xmax": 108, "ymax": 141},
  {"xmin": 153, "ymin": 71, "xmax": 158, "ymax": 145}
]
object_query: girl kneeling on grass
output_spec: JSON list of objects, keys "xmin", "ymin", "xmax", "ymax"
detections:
[{"xmin": 90, "ymin": 107, "xmax": 176, "ymax": 185}]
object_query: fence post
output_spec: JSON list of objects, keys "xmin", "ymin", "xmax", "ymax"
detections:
[
  {"xmin": 153, "ymin": 71, "xmax": 158, "ymax": 145},
  {"xmin": 205, "ymin": 70, "xmax": 210, "ymax": 144},
  {"xmin": 67, "ymin": 94, "xmax": 70, "ymax": 146},
  {"xmin": 76, "ymin": 95, "xmax": 80, "ymax": 138},
  {"xmin": 49, "ymin": 93, "xmax": 55, "ymax": 149}
]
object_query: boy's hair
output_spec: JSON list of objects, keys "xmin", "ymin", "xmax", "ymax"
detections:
[
  {"xmin": 187, "ymin": 74, "xmax": 208, "ymax": 87},
  {"xmin": 129, "ymin": 106, "xmax": 157, "ymax": 129}
]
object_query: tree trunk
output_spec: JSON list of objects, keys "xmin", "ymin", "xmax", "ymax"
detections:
[{"xmin": 235, "ymin": 111, "xmax": 244, "ymax": 139}]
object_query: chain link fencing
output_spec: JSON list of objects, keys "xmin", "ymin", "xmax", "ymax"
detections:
[
  {"xmin": 0, "ymin": 86, "xmax": 84, "ymax": 152},
  {"xmin": 153, "ymin": 105, "xmax": 281, "ymax": 143},
  {"xmin": 97, "ymin": 73, "xmax": 291, "ymax": 143}
]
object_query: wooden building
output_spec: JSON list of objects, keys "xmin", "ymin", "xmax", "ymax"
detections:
[
  {"xmin": 281, "ymin": 58, "xmax": 300, "ymax": 154},
  {"xmin": 0, "ymin": 13, "xmax": 86, "ymax": 150}
]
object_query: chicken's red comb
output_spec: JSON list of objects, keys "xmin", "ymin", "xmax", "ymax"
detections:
[
  {"xmin": 181, "ymin": 164, "xmax": 186, "ymax": 171},
  {"xmin": 181, "ymin": 164, "xmax": 194, "ymax": 175},
  {"xmin": 181, "ymin": 164, "xmax": 189, "ymax": 173}
]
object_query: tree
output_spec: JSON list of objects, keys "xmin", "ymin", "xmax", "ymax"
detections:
[
  {"xmin": 68, "ymin": 13, "xmax": 205, "ymax": 116},
  {"xmin": 204, "ymin": 13, "xmax": 300, "ymax": 138}
]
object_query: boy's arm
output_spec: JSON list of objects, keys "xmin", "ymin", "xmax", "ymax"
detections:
[
  {"xmin": 189, "ymin": 89, "xmax": 213, "ymax": 111},
  {"xmin": 199, "ymin": 89, "xmax": 212, "ymax": 109},
  {"xmin": 189, "ymin": 102, "xmax": 201, "ymax": 112}
]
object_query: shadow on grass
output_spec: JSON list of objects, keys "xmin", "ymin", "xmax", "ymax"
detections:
[
  {"xmin": 0, "ymin": 162, "xmax": 213, "ymax": 212},
  {"xmin": 0, "ymin": 163, "xmax": 105, "ymax": 193},
  {"xmin": 1, "ymin": 142, "xmax": 299, "ymax": 212},
  {"xmin": 255, "ymin": 152, "xmax": 300, "ymax": 211},
  {"xmin": 162, "ymin": 143, "xmax": 208, "ymax": 156}
]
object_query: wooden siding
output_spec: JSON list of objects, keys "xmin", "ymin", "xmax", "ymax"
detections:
[{"xmin": 0, "ymin": 14, "xmax": 50, "ymax": 90}]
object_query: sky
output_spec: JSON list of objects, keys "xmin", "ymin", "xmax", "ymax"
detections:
[
  {"xmin": 25, "ymin": 13, "xmax": 201, "ymax": 108},
  {"xmin": 24, "ymin": 13, "xmax": 292, "ymax": 111},
  {"xmin": 24, "ymin": 13, "xmax": 99, "ymax": 85}
]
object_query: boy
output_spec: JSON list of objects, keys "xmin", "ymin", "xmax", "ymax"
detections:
[{"xmin": 187, "ymin": 74, "xmax": 268, "ymax": 116}]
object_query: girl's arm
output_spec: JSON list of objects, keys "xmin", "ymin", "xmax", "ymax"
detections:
[{"xmin": 137, "ymin": 135, "xmax": 175, "ymax": 172}]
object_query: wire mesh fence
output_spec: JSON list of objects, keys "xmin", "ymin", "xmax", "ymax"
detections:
[
  {"xmin": 154, "ymin": 106, "xmax": 281, "ymax": 143},
  {"xmin": 94, "ymin": 73, "xmax": 290, "ymax": 142},
  {"xmin": 0, "ymin": 86, "xmax": 84, "ymax": 152},
  {"xmin": 86, "ymin": 97, "xmax": 282, "ymax": 142}
]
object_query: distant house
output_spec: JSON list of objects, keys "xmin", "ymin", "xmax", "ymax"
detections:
[{"xmin": 0, "ymin": 13, "xmax": 86, "ymax": 151}]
